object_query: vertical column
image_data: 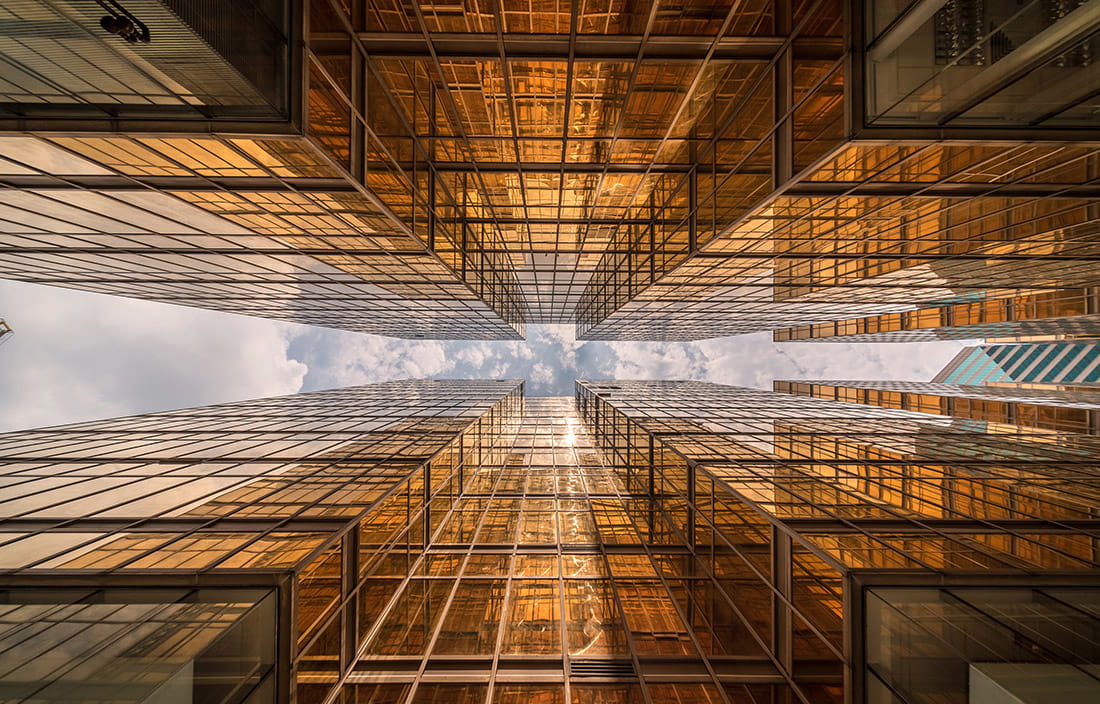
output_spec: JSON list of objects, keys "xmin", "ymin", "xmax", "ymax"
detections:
[
  {"xmin": 428, "ymin": 83, "xmax": 437, "ymax": 251},
  {"xmin": 686, "ymin": 463, "xmax": 696, "ymax": 548},
  {"xmin": 688, "ymin": 166, "xmax": 698, "ymax": 252},
  {"xmin": 648, "ymin": 435, "xmax": 656, "ymax": 497},
  {"xmin": 461, "ymin": 173, "xmax": 469, "ymax": 279},
  {"xmin": 771, "ymin": 525, "xmax": 793, "ymax": 703},
  {"xmin": 341, "ymin": 529, "xmax": 360, "ymax": 674},
  {"xmin": 348, "ymin": 0, "xmax": 365, "ymax": 184},
  {"xmin": 423, "ymin": 461, "xmax": 433, "ymax": 546},
  {"xmin": 773, "ymin": 0, "xmax": 794, "ymax": 189},
  {"xmin": 647, "ymin": 434, "xmax": 657, "ymax": 539}
]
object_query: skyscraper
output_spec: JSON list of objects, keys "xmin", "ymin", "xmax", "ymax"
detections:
[
  {"xmin": 578, "ymin": 379, "xmax": 1100, "ymax": 702},
  {"xmin": 3, "ymin": 379, "xmax": 1099, "ymax": 703},
  {"xmin": 933, "ymin": 341, "xmax": 1100, "ymax": 387},
  {"xmin": 0, "ymin": 0, "xmax": 525, "ymax": 339},
  {"xmin": 0, "ymin": 379, "xmax": 522, "ymax": 703},
  {"xmin": 2, "ymin": 1, "xmax": 1099, "ymax": 340}
]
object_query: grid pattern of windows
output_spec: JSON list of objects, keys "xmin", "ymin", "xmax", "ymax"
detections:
[
  {"xmin": 776, "ymin": 379, "xmax": 1100, "ymax": 436},
  {"xmin": 4, "ymin": 1, "xmax": 1100, "ymax": 340},
  {"xmin": 313, "ymin": 0, "xmax": 839, "ymax": 326},
  {"xmin": 4, "ymin": 379, "xmax": 1100, "ymax": 703},
  {"xmin": 0, "ymin": 379, "xmax": 521, "ymax": 704},
  {"xmin": 776, "ymin": 289, "xmax": 1100, "ymax": 342},
  {"xmin": 0, "ymin": 379, "xmax": 518, "ymax": 572},
  {"xmin": 0, "ymin": 134, "xmax": 523, "ymax": 338},
  {"xmin": 578, "ymin": 379, "xmax": 1100, "ymax": 703},
  {"xmin": 341, "ymin": 396, "xmax": 783, "ymax": 703},
  {"xmin": 581, "ymin": 143, "xmax": 1100, "ymax": 339}
]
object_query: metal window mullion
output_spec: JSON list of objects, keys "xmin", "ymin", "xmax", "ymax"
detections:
[
  {"xmin": 771, "ymin": 524, "xmax": 794, "ymax": 678},
  {"xmin": 613, "ymin": 461, "xmax": 736, "ymax": 704},
  {"xmin": 773, "ymin": 0, "xmax": 793, "ymax": 191}
]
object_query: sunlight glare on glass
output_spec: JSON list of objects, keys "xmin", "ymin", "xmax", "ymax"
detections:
[{"xmin": 562, "ymin": 416, "xmax": 579, "ymax": 446}]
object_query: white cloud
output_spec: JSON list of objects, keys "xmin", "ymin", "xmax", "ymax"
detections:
[
  {"xmin": 538, "ymin": 324, "xmax": 584, "ymax": 351},
  {"xmin": 530, "ymin": 362, "xmax": 555, "ymax": 386},
  {"xmin": 0, "ymin": 281, "xmax": 973, "ymax": 431},
  {"xmin": 621, "ymin": 344, "xmax": 710, "ymax": 381},
  {"xmin": 296, "ymin": 323, "xmax": 592, "ymax": 396},
  {"xmin": 0, "ymin": 281, "xmax": 307, "ymax": 431},
  {"xmin": 454, "ymin": 344, "xmax": 491, "ymax": 367},
  {"xmin": 296, "ymin": 329, "xmax": 451, "ymax": 390}
]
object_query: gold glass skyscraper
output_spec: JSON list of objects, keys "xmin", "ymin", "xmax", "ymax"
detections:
[
  {"xmin": 2, "ymin": 0, "xmax": 1099, "ymax": 340},
  {"xmin": 2, "ymin": 379, "xmax": 1100, "ymax": 703},
  {"xmin": 4, "ymin": 2, "xmax": 1100, "ymax": 703}
]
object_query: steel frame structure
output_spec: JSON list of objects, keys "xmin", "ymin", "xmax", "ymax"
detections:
[
  {"xmin": 2, "ymin": 379, "xmax": 1100, "ymax": 703},
  {"xmin": 3, "ymin": 0, "xmax": 1100, "ymax": 339}
]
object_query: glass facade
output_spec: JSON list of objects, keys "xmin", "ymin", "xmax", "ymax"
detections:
[
  {"xmin": 4, "ymin": 2, "xmax": 1100, "ymax": 701},
  {"xmin": 580, "ymin": 142, "xmax": 1100, "ymax": 339},
  {"xmin": 3, "ymin": 1, "xmax": 1099, "ymax": 340},
  {"xmin": 0, "ymin": 587, "xmax": 278, "ymax": 703},
  {"xmin": 0, "ymin": 131, "xmax": 523, "ymax": 339},
  {"xmin": 578, "ymin": 379, "xmax": 1100, "ymax": 703},
  {"xmin": 0, "ymin": 379, "xmax": 522, "ymax": 704},
  {"xmin": 0, "ymin": 0, "xmax": 289, "ymax": 120},
  {"xmin": 5, "ymin": 379, "xmax": 1099, "ymax": 703},
  {"xmin": 0, "ymin": 0, "xmax": 525, "ymax": 340},
  {"xmin": 775, "ymin": 379, "xmax": 1100, "ymax": 436},
  {"xmin": 862, "ymin": 0, "xmax": 1100, "ymax": 128},
  {"xmin": 775, "ymin": 289, "xmax": 1100, "ymax": 342}
]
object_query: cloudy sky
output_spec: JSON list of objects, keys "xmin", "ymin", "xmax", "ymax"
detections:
[{"xmin": 0, "ymin": 279, "xmax": 969, "ymax": 432}]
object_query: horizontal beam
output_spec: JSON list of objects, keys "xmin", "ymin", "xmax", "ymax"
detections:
[
  {"xmin": 0, "ymin": 115, "xmax": 299, "ymax": 136},
  {"xmin": 423, "ymin": 161, "xmax": 746, "ymax": 175},
  {"xmin": 0, "ymin": 516, "xmax": 353, "ymax": 533},
  {"xmin": 74, "ymin": 244, "xmax": 1095, "ymax": 263},
  {"xmin": 443, "ymin": 217, "xmax": 663, "ymax": 225},
  {"xmin": 0, "ymin": 175, "xmax": 359, "ymax": 192},
  {"xmin": 781, "ymin": 517, "xmax": 1100, "ymax": 534},
  {"xmin": 0, "ymin": 247, "xmax": 431, "ymax": 256},
  {"xmin": 348, "ymin": 655, "xmax": 807, "ymax": 681},
  {"xmin": 784, "ymin": 182, "xmax": 1100, "ymax": 198},
  {"xmin": 6, "ymin": 177, "xmax": 1092, "ymax": 200},
  {"xmin": 344, "ymin": 32, "xmax": 844, "ymax": 61},
  {"xmin": 0, "ymin": 571, "xmax": 289, "ymax": 586}
]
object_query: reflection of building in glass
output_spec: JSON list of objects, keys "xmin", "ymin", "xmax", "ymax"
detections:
[
  {"xmin": 2, "ymin": 1, "xmax": 1100, "ymax": 340},
  {"xmin": 5, "ymin": 378, "xmax": 1100, "ymax": 703},
  {"xmin": 0, "ymin": 319, "xmax": 10, "ymax": 346}
]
